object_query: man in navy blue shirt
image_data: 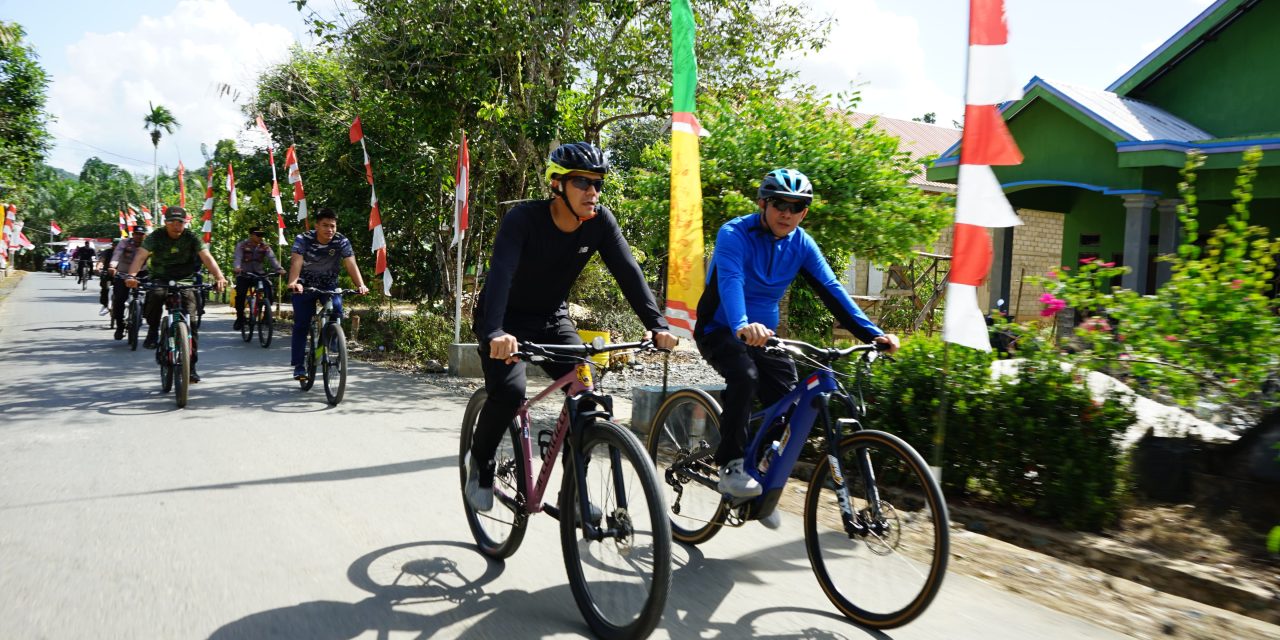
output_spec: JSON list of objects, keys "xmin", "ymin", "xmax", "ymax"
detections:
[
  {"xmin": 286, "ymin": 207, "xmax": 369, "ymax": 380},
  {"xmin": 695, "ymin": 168, "xmax": 900, "ymax": 514}
]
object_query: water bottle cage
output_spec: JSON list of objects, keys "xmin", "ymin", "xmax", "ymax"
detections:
[{"xmin": 537, "ymin": 429, "xmax": 554, "ymax": 460}]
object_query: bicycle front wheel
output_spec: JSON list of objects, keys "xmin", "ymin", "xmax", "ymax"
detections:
[
  {"xmin": 645, "ymin": 388, "xmax": 728, "ymax": 545},
  {"xmin": 241, "ymin": 297, "xmax": 254, "ymax": 341},
  {"xmin": 127, "ymin": 300, "xmax": 142, "ymax": 351},
  {"xmin": 159, "ymin": 323, "xmax": 173, "ymax": 392},
  {"xmin": 173, "ymin": 322, "xmax": 191, "ymax": 408},
  {"xmin": 804, "ymin": 430, "xmax": 949, "ymax": 629},
  {"xmin": 321, "ymin": 323, "xmax": 348, "ymax": 405},
  {"xmin": 257, "ymin": 299, "xmax": 273, "ymax": 348},
  {"xmin": 458, "ymin": 388, "xmax": 528, "ymax": 559},
  {"xmin": 562, "ymin": 420, "xmax": 672, "ymax": 640}
]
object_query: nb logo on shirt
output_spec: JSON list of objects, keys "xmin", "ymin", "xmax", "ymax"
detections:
[{"xmin": 578, "ymin": 246, "xmax": 588, "ymax": 254}]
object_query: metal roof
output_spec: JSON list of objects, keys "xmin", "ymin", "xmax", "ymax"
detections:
[
  {"xmin": 847, "ymin": 113, "xmax": 961, "ymax": 192},
  {"xmin": 1036, "ymin": 78, "xmax": 1213, "ymax": 142}
]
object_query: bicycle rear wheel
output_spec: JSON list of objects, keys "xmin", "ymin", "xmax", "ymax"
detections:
[
  {"xmin": 257, "ymin": 299, "xmax": 274, "ymax": 348},
  {"xmin": 241, "ymin": 297, "xmax": 255, "ymax": 342},
  {"xmin": 645, "ymin": 388, "xmax": 728, "ymax": 545},
  {"xmin": 803, "ymin": 430, "xmax": 949, "ymax": 629},
  {"xmin": 458, "ymin": 388, "xmax": 528, "ymax": 559},
  {"xmin": 321, "ymin": 323, "xmax": 348, "ymax": 405},
  {"xmin": 562, "ymin": 420, "xmax": 672, "ymax": 640},
  {"xmin": 174, "ymin": 322, "xmax": 191, "ymax": 408},
  {"xmin": 127, "ymin": 299, "xmax": 142, "ymax": 351},
  {"xmin": 299, "ymin": 323, "xmax": 317, "ymax": 391}
]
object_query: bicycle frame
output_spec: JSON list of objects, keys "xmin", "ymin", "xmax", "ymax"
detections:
[
  {"xmin": 500, "ymin": 362, "xmax": 620, "ymax": 541},
  {"xmin": 158, "ymin": 287, "xmax": 194, "ymax": 364}
]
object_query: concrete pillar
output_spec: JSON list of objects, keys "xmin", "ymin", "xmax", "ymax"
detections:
[
  {"xmin": 1155, "ymin": 198, "xmax": 1182, "ymax": 289},
  {"xmin": 1121, "ymin": 194, "xmax": 1158, "ymax": 293}
]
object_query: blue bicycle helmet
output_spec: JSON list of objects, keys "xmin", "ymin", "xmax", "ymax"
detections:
[{"xmin": 757, "ymin": 168, "xmax": 813, "ymax": 203}]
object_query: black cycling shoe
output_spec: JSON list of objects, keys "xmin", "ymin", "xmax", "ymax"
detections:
[
  {"xmin": 113, "ymin": 327, "xmax": 125, "ymax": 340},
  {"xmin": 233, "ymin": 318, "xmax": 244, "ymax": 331},
  {"xmin": 190, "ymin": 371, "xmax": 202, "ymax": 384},
  {"xmin": 143, "ymin": 336, "xmax": 158, "ymax": 349}
]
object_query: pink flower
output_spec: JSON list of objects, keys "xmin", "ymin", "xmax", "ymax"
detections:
[
  {"xmin": 1081, "ymin": 316, "xmax": 1112, "ymax": 332},
  {"xmin": 1061, "ymin": 266, "xmax": 1071, "ymax": 272},
  {"xmin": 1080, "ymin": 257, "xmax": 1096, "ymax": 265},
  {"xmin": 1230, "ymin": 279, "xmax": 1243, "ymax": 289},
  {"xmin": 1228, "ymin": 378, "xmax": 1240, "ymax": 385},
  {"xmin": 1100, "ymin": 261, "xmax": 1116, "ymax": 268},
  {"xmin": 1165, "ymin": 334, "xmax": 1178, "ymax": 342},
  {"xmin": 1118, "ymin": 352, "xmax": 1131, "ymax": 361},
  {"xmin": 1039, "ymin": 292, "xmax": 1055, "ymax": 304},
  {"xmin": 1039, "ymin": 294, "xmax": 1067, "ymax": 317},
  {"xmin": 1047, "ymin": 270, "xmax": 1059, "ymax": 279}
]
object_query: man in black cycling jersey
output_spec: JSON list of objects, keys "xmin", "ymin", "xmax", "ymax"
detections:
[
  {"xmin": 71, "ymin": 241, "xmax": 96, "ymax": 283},
  {"xmin": 695, "ymin": 168, "xmax": 899, "ymax": 528},
  {"xmin": 232, "ymin": 228, "xmax": 285, "ymax": 331},
  {"xmin": 97, "ymin": 241, "xmax": 116, "ymax": 316},
  {"xmin": 463, "ymin": 141, "xmax": 679, "ymax": 512}
]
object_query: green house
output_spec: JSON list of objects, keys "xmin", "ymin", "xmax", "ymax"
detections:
[{"xmin": 927, "ymin": 0, "xmax": 1280, "ymax": 319}]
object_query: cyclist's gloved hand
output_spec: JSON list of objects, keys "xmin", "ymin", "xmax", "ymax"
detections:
[
  {"xmin": 489, "ymin": 333, "xmax": 519, "ymax": 364},
  {"xmin": 736, "ymin": 322, "xmax": 775, "ymax": 348},
  {"xmin": 873, "ymin": 334, "xmax": 901, "ymax": 355},
  {"xmin": 647, "ymin": 330, "xmax": 678, "ymax": 351}
]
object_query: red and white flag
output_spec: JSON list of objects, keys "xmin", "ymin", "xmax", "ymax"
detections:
[
  {"xmin": 257, "ymin": 116, "xmax": 288, "ymax": 245},
  {"xmin": 177, "ymin": 160, "xmax": 187, "ymax": 208},
  {"xmin": 284, "ymin": 145, "xmax": 308, "ymax": 225},
  {"xmin": 126, "ymin": 205, "xmax": 139, "ymax": 233},
  {"xmin": 17, "ymin": 230, "xmax": 34, "ymax": 250},
  {"xmin": 351, "ymin": 117, "xmax": 392, "ymax": 295},
  {"xmin": 201, "ymin": 167, "xmax": 216, "ymax": 243},
  {"xmin": 452, "ymin": 133, "xmax": 469, "ymax": 248},
  {"xmin": 1, "ymin": 204, "xmax": 14, "ymax": 267},
  {"xmin": 50, "ymin": 220, "xmax": 62, "ymax": 236},
  {"xmin": 943, "ymin": 0, "xmax": 1025, "ymax": 351},
  {"xmin": 226, "ymin": 162, "xmax": 238, "ymax": 210},
  {"xmin": 118, "ymin": 210, "xmax": 127, "ymax": 237}
]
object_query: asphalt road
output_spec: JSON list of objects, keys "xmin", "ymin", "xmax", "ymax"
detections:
[{"xmin": 0, "ymin": 272, "xmax": 1129, "ymax": 639}]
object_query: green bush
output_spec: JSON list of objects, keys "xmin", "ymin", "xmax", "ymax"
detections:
[
  {"xmin": 859, "ymin": 334, "xmax": 1135, "ymax": 530},
  {"xmin": 356, "ymin": 303, "xmax": 452, "ymax": 364}
]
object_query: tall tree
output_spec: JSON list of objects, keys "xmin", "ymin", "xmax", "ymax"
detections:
[
  {"xmin": 0, "ymin": 22, "xmax": 51, "ymax": 202},
  {"xmin": 142, "ymin": 102, "xmax": 179, "ymax": 216}
]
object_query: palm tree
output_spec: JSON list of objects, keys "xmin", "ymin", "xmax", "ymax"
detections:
[{"xmin": 142, "ymin": 102, "xmax": 180, "ymax": 223}]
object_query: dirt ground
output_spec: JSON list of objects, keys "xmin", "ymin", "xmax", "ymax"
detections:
[{"xmin": 775, "ymin": 485, "xmax": 1279, "ymax": 640}]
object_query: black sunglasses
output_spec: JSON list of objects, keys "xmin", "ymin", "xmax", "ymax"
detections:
[
  {"xmin": 566, "ymin": 175, "xmax": 605, "ymax": 193},
  {"xmin": 769, "ymin": 198, "xmax": 808, "ymax": 214}
]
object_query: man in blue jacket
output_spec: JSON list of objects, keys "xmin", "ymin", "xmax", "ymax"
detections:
[{"xmin": 695, "ymin": 168, "xmax": 900, "ymax": 513}]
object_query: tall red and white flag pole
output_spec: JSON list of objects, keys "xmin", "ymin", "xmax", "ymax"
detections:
[
  {"xmin": 350, "ymin": 117, "xmax": 392, "ymax": 296},
  {"xmin": 226, "ymin": 162, "xmax": 238, "ymax": 212},
  {"xmin": 943, "ymin": 0, "xmax": 1025, "ymax": 351},
  {"xmin": 201, "ymin": 167, "xmax": 217, "ymax": 244},
  {"xmin": 284, "ymin": 145, "xmax": 308, "ymax": 229},
  {"xmin": 452, "ymin": 131, "xmax": 469, "ymax": 342},
  {"xmin": 257, "ymin": 117, "xmax": 289, "ymax": 246}
]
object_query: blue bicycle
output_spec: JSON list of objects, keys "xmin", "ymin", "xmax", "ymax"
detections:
[{"xmin": 646, "ymin": 337, "xmax": 948, "ymax": 629}]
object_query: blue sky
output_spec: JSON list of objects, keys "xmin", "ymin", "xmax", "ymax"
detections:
[{"xmin": 5, "ymin": 0, "xmax": 1219, "ymax": 175}]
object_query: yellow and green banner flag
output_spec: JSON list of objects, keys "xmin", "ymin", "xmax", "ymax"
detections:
[{"xmin": 665, "ymin": 0, "xmax": 704, "ymax": 339}]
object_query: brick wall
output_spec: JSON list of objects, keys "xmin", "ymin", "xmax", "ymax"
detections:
[{"xmin": 1008, "ymin": 209, "xmax": 1065, "ymax": 320}]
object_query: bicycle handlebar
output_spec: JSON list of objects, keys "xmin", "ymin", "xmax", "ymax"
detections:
[
  {"xmin": 301, "ymin": 287, "xmax": 363, "ymax": 296},
  {"xmin": 139, "ymin": 280, "xmax": 214, "ymax": 292},
  {"xmin": 513, "ymin": 338, "xmax": 661, "ymax": 363}
]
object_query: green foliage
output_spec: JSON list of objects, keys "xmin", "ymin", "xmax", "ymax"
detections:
[
  {"xmin": 0, "ymin": 22, "xmax": 51, "ymax": 201},
  {"xmin": 1045, "ymin": 149, "xmax": 1280, "ymax": 423},
  {"xmin": 569, "ymin": 253, "xmax": 647, "ymax": 340},
  {"xmin": 860, "ymin": 334, "xmax": 1135, "ymax": 530},
  {"xmin": 358, "ymin": 304, "xmax": 452, "ymax": 363}
]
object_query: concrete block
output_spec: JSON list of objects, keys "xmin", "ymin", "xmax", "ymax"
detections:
[
  {"xmin": 449, "ymin": 343, "xmax": 484, "ymax": 378},
  {"xmin": 630, "ymin": 384, "xmax": 725, "ymax": 436}
]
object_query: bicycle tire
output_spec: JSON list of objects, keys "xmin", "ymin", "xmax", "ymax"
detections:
[
  {"xmin": 458, "ymin": 388, "xmax": 528, "ymax": 559},
  {"xmin": 174, "ymin": 322, "xmax": 191, "ymax": 408},
  {"xmin": 561, "ymin": 419, "xmax": 672, "ymax": 640},
  {"xmin": 803, "ymin": 429, "xmax": 949, "ymax": 629},
  {"xmin": 257, "ymin": 299, "xmax": 273, "ymax": 348},
  {"xmin": 81, "ymin": 272, "xmax": 88, "ymax": 290},
  {"xmin": 159, "ymin": 321, "xmax": 173, "ymax": 393},
  {"xmin": 241, "ymin": 296, "xmax": 255, "ymax": 342},
  {"xmin": 127, "ymin": 299, "xmax": 141, "ymax": 351},
  {"xmin": 321, "ymin": 323, "xmax": 348, "ymax": 405},
  {"xmin": 299, "ymin": 322, "xmax": 317, "ymax": 391},
  {"xmin": 645, "ymin": 388, "xmax": 728, "ymax": 545}
]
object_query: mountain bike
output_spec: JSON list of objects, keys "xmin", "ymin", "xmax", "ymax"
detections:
[
  {"xmin": 240, "ymin": 273, "xmax": 275, "ymax": 348},
  {"xmin": 459, "ymin": 339, "xmax": 672, "ymax": 639},
  {"xmin": 76, "ymin": 260, "xmax": 93, "ymax": 290},
  {"xmin": 297, "ymin": 287, "xmax": 358, "ymax": 405},
  {"xmin": 191, "ymin": 272, "xmax": 206, "ymax": 330},
  {"xmin": 646, "ymin": 337, "xmax": 948, "ymax": 629},
  {"xmin": 144, "ymin": 280, "xmax": 211, "ymax": 409}
]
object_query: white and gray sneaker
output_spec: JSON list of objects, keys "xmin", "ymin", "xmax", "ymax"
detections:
[
  {"xmin": 98, "ymin": 306, "xmax": 109, "ymax": 316},
  {"xmin": 717, "ymin": 458, "xmax": 762, "ymax": 498},
  {"xmin": 465, "ymin": 452, "xmax": 495, "ymax": 512}
]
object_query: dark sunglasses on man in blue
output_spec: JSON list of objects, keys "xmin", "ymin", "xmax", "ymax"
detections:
[
  {"xmin": 566, "ymin": 176, "xmax": 605, "ymax": 193},
  {"xmin": 769, "ymin": 198, "xmax": 808, "ymax": 214}
]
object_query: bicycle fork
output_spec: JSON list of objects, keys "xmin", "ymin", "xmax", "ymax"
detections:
[{"xmin": 818, "ymin": 398, "xmax": 887, "ymax": 540}]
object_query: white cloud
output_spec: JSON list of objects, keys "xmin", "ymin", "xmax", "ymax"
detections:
[
  {"xmin": 45, "ymin": 0, "xmax": 295, "ymax": 176},
  {"xmin": 784, "ymin": 0, "xmax": 962, "ymax": 126}
]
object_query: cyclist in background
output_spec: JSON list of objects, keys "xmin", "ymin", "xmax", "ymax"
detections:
[
  {"xmin": 694, "ymin": 168, "xmax": 899, "ymax": 507},
  {"xmin": 233, "ymin": 227, "xmax": 285, "ymax": 331},
  {"xmin": 71, "ymin": 241, "xmax": 96, "ymax": 283},
  {"xmin": 107, "ymin": 228, "xmax": 148, "ymax": 340},
  {"xmin": 286, "ymin": 207, "xmax": 368, "ymax": 381},
  {"xmin": 464, "ymin": 141, "xmax": 678, "ymax": 512},
  {"xmin": 97, "ymin": 241, "xmax": 115, "ymax": 316},
  {"xmin": 124, "ymin": 207, "xmax": 228, "ymax": 383}
]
